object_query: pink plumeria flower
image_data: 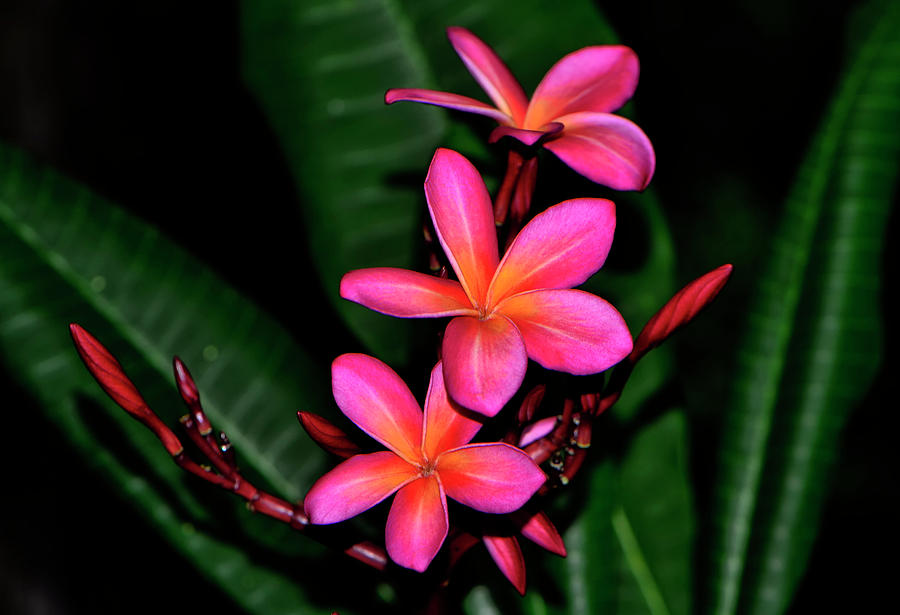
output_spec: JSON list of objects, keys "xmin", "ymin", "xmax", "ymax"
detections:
[
  {"xmin": 386, "ymin": 26, "xmax": 655, "ymax": 191},
  {"xmin": 304, "ymin": 354, "xmax": 546, "ymax": 573},
  {"xmin": 341, "ymin": 148, "xmax": 633, "ymax": 416}
]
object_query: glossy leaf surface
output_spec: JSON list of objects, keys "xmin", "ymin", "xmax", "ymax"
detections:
[
  {"xmin": 704, "ymin": 1, "xmax": 900, "ymax": 613},
  {"xmin": 0, "ymin": 143, "xmax": 348, "ymax": 614}
]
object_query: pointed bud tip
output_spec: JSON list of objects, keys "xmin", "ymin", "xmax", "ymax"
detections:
[
  {"xmin": 483, "ymin": 535, "xmax": 527, "ymax": 595},
  {"xmin": 513, "ymin": 509, "xmax": 567, "ymax": 557},
  {"xmin": 631, "ymin": 263, "xmax": 733, "ymax": 362},
  {"xmin": 445, "ymin": 25, "xmax": 470, "ymax": 41},
  {"xmin": 68, "ymin": 323, "xmax": 152, "ymax": 419},
  {"xmin": 173, "ymin": 356, "xmax": 200, "ymax": 405},
  {"xmin": 69, "ymin": 323, "xmax": 99, "ymax": 353}
]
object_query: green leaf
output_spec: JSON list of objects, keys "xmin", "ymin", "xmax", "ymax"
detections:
[
  {"xmin": 0, "ymin": 142, "xmax": 361, "ymax": 614},
  {"xmin": 548, "ymin": 460, "xmax": 620, "ymax": 615},
  {"xmin": 615, "ymin": 411, "xmax": 693, "ymax": 615},
  {"xmin": 239, "ymin": 0, "xmax": 630, "ymax": 366},
  {"xmin": 466, "ymin": 411, "xmax": 693, "ymax": 615},
  {"xmin": 704, "ymin": 1, "xmax": 900, "ymax": 613},
  {"xmin": 241, "ymin": 0, "xmax": 440, "ymax": 365}
]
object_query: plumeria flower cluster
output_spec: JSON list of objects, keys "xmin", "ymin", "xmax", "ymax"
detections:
[
  {"xmin": 304, "ymin": 28, "xmax": 649, "ymax": 579},
  {"xmin": 71, "ymin": 23, "xmax": 732, "ymax": 599}
]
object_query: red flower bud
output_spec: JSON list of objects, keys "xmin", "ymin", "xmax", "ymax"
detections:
[
  {"xmin": 69, "ymin": 323, "xmax": 183, "ymax": 456},
  {"xmin": 630, "ymin": 264, "xmax": 733, "ymax": 363},
  {"xmin": 296, "ymin": 411, "xmax": 362, "ymax": 459},
  {"xmin": 483, "ymin": 535, "xmax": 526, "ymax": 595}
]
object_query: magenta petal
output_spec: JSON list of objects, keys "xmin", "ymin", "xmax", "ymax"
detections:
[
  {"xmin": 497, "ymin": 289, "xmax": 633, "ymax": 375},
  {"xmin": 489, "ymin": 198, "xmax": 616, "ymax": 304},
  {"xmin": 424, "ymin": 149, "xmax": 499, "ymax": 306},
  {"xmin": 525, "ymin": 45, "xmax": 639, "ymax": 127},
  {"xmin": 518, "ymin": 416, "xmax": 557, "ymax": 448},
  {"xmin": 331, "ymin": 354, "xmax": 424, "ymax": 463},
  {"xmin": 446, "ymin": 27, "xmax": 529, "ymax": 126},
  {"xmin": 483, "ymin": 535, "xmax": 526, "ymax": 595},
  {"xmin": 488, "ymin": 123, "xmax": 562, "ymax": 146},
  {"xmin": 340, "ymin": 267, "xmax": 475, "ymax": 318},
  {"xmin": 437, "ymin": 442, "xmax": 546, "ymax": 513},
  {"xmin": 385, "ymin": 476, "xmax": 449, "ymax": 572},
  {"xmin": 304, "ymin": 451, "xmax": 417, "ymax": 525},
  {"xmin": 385, "ymin": 88, "xmax": 511, "ymax": 123},
  {"xmin": 423, "ymin": 361, "xmax": 484, "ymax": 460},
  {"xmin": 544, "ymin": 111, "xmax": 655, "ymax": 190},
  {"xmin": 441, "ymin": 315, "xmax": 527, "ymax": 417}
]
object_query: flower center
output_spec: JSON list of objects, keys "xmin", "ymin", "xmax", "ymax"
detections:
[
  {"xmin": 476, "ymin": 302, "xmax": 495, "ymax": 321},
  {"xmin": 418, "ymin": 459, "xmax": 437, "ymax": 477}
]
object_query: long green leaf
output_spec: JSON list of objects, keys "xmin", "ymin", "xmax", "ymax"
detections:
[
  {"xmin": 742, "ymin": 3, "xmax": 900, "ymax": 613},
  {"xmin": 0, "ymin": 143, "xmax": 363, "ymax": 614},
  {"xmin": 241, "ymin": 0, "xmax": 442, "ymax": 365},
  {"xmin": 615, "ymin": 411, "xmax": 693, "ymax": 615},
  {"xmin": 705, "ymin": 1, "xmax": 900, "ymax": 612}
]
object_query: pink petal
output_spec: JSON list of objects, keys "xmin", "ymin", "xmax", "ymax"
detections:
[
  {"xmin": 437, "ymin": 442, "xmax": 546, "ymax": 513},
  {"xmin": 544, "ymin": 111, "xmax": 655, "ymax": 190},
  {"xmin": 488, "ymin": 123, "xmax": 562, "ymax": 146},
  {"xmin": 525, "ymin": 45, "xmax": 639, "ymax": 127},
  {"xmin": 446, "ymin": 26, "xmax": 529, "ymax": 126},
  {"xmin": 631, "ymin": 264, "xmax": 733, "ymax": 362},
  {"xmin": 441, "ymin": 315, "xmax": 527, "ymax": 417},
  {"xmin": 488, "ymin": 198, "xmax": 616, "ymax": 304},
  {"xmin": 510, "ymin": 509, "xmax": 567, "ymax": 557},
  {"xmin": 340, "ymin": 267, "xmax": 475, "ymax": 318},
  {"xmin": 385, "ymin": 476, "xmax": 448, "ymax": 572},
  {"xmin": 518, "ymin": 416, "xmax": 558, "ymax": 448},
  {"xmin": 424, "ymin": 149, "xmax": 499, "ymax": 306},
  {"xmin": 385, "ymin": 88, "xmax": 511, "ymax": 124},
  {"xmin": 483, "ymin": 535, "xmax": 526, "ymax": 595},
  {"xmin": 304, "ymin": 451, "xmax": 418, "ymax": 524},
  {"xmin": 331, "ymin": 354, "xmax": 424, "ymax": 464},
  {"xmin": 497, "ymin": 289, "xmax": 633, "ymax": 375},
  {"xmin": 423, "ymin": 361, "xmax": 484, "ymax": 460}
]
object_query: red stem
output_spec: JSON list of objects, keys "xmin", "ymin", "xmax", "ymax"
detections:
[
  {"xmin": 510, "ymin": 157, "xmax": 538, "ymax": 223},
  {"xmin": 70, "ymin": 324, "xmax": 388, "ymax": 571},
  {"xmin": 493, "ymin": 149, "xmax": 524, "ymax": 225}
]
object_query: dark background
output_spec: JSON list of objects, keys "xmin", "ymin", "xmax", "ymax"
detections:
[{"xmin": 1, "ymin": 0, "xmax": 894, "ymax": 613}]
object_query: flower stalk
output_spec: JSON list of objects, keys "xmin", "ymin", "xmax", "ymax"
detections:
[{"xmin": 69, "ymin": 324, "xmax": 389, "ymax": 571}]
